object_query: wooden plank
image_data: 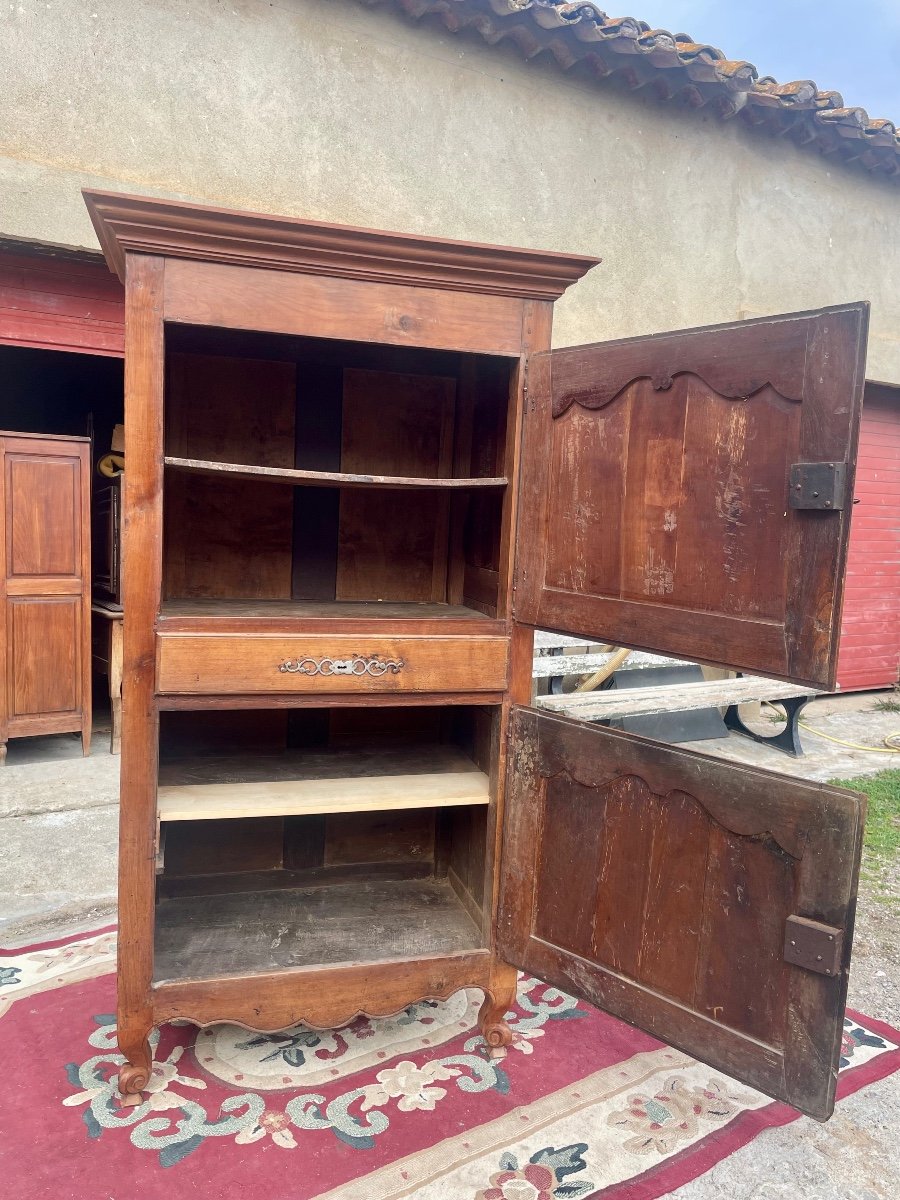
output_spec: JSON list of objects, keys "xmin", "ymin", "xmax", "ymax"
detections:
[
  {"xmin": 158, "ymin": 860, "xmax": 433, "ymax": 900},
  {"xmin": 159, "ymin": 767, "xmax": 489, "ymax": 822},
  {"xmin": 534, "ymin": 631, "xmax": 599, "ymax": 651},
  {"xmin": 163, "ymin": 258, "xmax": 527, "ymax": 354},
  {"xmin": 165, "ymin": 456, "xmax": 506, "ymax": 490},
  {"xmin": 590, "ymin": 774, "xmax": 655, "ymax": 978},
  {"xmin": 157, "ymin": 691, "xmax": 506, "ymax": 711},
  {"xmin": 694, "ymin": 824, "xmax": 793, "ymax": 1044},
  {"xmin": 532, "ymin": 774, "xmax": 605, "ymax": 959},
  {"xmin": 159, "ymin": 598, "xmax": 494, "ymax": 620},
  {"xmin": 531, "ymin": 651, "xmax": 686, "ymax": 678},
  {"xmin": 539, "ymin": 676, "xmax": 818, "ymax": 720},
  {"xmin": 636, "ymin": 790, "xmax": 710, "ymax": 1006},
  {"xmin": 162, "ymin": 816, "xmax": 284, "ymax": 877}
]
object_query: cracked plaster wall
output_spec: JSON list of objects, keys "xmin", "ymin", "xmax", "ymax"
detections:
[{"xmin": 1, "ymin": 0, "xmax": 897, "ymax": 382}]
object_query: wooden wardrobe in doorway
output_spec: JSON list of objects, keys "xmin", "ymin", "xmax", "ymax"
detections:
[{"xmin": 0, "ymin": 431, "xmax": 91, "ymax": 762}]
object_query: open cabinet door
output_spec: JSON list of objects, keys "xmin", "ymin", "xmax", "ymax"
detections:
[
  {"xmin": 497, "ymin": 707, "xmax": 864, "ymax": 1120},
  {"xmin": 516, "ymin": 304, "xmax": 868, "ymax": 688}
]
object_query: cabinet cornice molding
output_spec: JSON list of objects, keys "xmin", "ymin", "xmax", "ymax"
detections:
[{"xmin": 83, "ymin": 189, "xmax": 599, "ymax": 300}]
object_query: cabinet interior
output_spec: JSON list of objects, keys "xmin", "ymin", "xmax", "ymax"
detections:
[
  {"xmin": 161, "ymin": 326, "xmax": 514, "ymax": 619},
  {"xmin": 154, "ymin": 704, "xmax": 496, "ymax": 983}
]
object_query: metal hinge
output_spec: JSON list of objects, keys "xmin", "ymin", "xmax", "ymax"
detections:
[
  {"xmin": 784, "ymin": 915, "xmax": 844, "ymax": 976},
  {"xmin": 789, "ymin": 462, "xmax": 848, "ymax": 510},
  {"xmin": 524, "ymin": 361, "xmax": 538, "ymax": 415}
]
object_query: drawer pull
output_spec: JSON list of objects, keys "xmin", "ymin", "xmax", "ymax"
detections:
[{"xmin": 278, "ymin": 654, "xmax": 406, "ymax": 678}]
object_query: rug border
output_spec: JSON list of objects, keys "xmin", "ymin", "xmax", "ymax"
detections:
[
  {"xmin": 590, "ymin": 1009, "xmax": 900, "ymax": 1199},
  {"xmin": 0, "ymin": 923, "xmax": 117, "ymax": 957},
  {"xmin": 5, "ymin": 924, "xmax": 899, "ymax": 1200}
]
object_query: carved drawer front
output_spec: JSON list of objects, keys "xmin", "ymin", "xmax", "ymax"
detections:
[{"xmin": 156, "ymin": 633, "xmax": 509, "ymax": 695}]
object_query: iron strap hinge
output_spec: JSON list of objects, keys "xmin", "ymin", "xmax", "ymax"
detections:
[
  {"xmin": 789, "ymin": 461, "xmax": 848, "ymax": 510},
  {"xmin": 784, "ymin": 915, "xmax": 844, "ymax": 976}
]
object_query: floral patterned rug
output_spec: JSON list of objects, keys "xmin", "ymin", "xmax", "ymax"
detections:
[{"xmin": 1, "ymin": 926, "xmax": 898, "ymax": 1200}]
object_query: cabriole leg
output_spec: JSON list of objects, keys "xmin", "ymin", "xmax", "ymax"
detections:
[
  {"xmin": 479, "ymin": 963, "xmax": 519, "ymax": 1059},
  {"xmin": 118, "ymin": 1014, "xmax": 154, "ymax": 1104}
]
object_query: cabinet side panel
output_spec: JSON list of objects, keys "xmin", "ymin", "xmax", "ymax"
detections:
[
  {"xmin": 117, "ymin": 254, "xmax": 166, "ymax": 1065},
  {"xmin": 490, "ymin": 299, "xmax": 552, "ymax": 944}
]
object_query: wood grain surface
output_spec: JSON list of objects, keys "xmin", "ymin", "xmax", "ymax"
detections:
[
  {"xmin": 156, "ymin": 632, "xmax": 509, "ymax": 695},
  {"xmin": 154, "ymin": 878, "xmax": 485, "ymax": 981},
  {"xmin": 516, "ymin": 304, "xmax": 869, "ymax": 690},
  {"xmin": 0, "ymin": 434, "xmax": 91, "ymax": 757},
  {"xmin": 498, "ymin": 707, "xmax": 865, "ymax": 1120}
]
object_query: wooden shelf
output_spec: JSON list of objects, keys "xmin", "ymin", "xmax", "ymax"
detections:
[
  {"xmin": 164, "ymin": 456, "xmax": 507, "ymax": 490},
  {"xmin": 159, "ymin": 598, "xmax": 496, "ymax": 621},
  {"xmin": 154, "ymin": 878, "xmax": 485, "ymax": 981},
  {"xmin": 157, "ymin": 742, "xmax": 489, "ymax": 821}
]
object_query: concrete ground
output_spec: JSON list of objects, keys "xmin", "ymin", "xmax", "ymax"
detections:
[
  {"xmin": 0, "ymin": 718, "xmax": 119, "ymax": 943},
  {"xmin": 1, "ymin": 691, "xmax": 898, "ymax": 1199}
]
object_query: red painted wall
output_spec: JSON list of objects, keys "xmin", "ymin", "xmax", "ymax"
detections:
[
  {"xmin": 837, "ymin": 384, "xmax": 900, "ymax": 691},
  {"xmin": 1, "ymin": 249, "xmax": 896, "ymax": 691},
  {"xmin": 0, "ymin": 250, "xmax": 124, "ymax": 356}
]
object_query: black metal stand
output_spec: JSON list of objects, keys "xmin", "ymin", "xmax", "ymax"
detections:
[{"xmin": 723, "ymin": 695, "xmax": 810, "ymax": 757}]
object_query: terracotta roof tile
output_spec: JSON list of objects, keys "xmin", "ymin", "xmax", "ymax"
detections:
[{"xmin": 359, "ymin": 0, "xmax": 900, "ymax": 180}]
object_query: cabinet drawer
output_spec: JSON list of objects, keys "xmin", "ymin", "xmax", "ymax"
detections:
[{"xmin": 156, "ymin": 633, "xmax": 509, "ymax": 695}]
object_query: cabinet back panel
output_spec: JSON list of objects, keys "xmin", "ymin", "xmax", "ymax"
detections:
[
  {"xmin": 164, "ymin": 352, "xmax": 296, "ymax": 599},
  {"xmin": 160, "ymin": 709, "xmax": 289, "ymax": 758},
  {"xmin": 161, "ymin": 345, "xmax": 508, "ymax": 611},
  {"xmin": 161, "ymin": 810, "xmax": 437, "ymax": 876},
  {"xmin": 293, "ymin": 362, "xmax": 342, "ymax": 599},
  {"xmin": 163, "ymin": 817, "xmax": 285, "ymax": 877},
  {"xmin": 334, "ymin": 368, "xmax": 455, "ymax": 603},
  {"xmin": 158, "ymin": 706, "xmax": 494, "ymax": 899}
]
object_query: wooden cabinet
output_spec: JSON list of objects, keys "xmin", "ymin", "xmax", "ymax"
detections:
[
  {"xmin": 84, "ymin": 189, "xmax": 868, "ymax": 1121},
  {"xmin": 0, "ymin": 432, "xmax": 91, "ymax": 761}
]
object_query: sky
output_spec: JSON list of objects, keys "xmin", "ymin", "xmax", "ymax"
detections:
[{"xmin": 625, "ymin": 0, "xmax": 900, "ymax": 121}]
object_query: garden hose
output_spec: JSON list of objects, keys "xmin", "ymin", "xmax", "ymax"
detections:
[{"xmin": 798, "ymin": 724, "xmax": 900, "ymax": 753}]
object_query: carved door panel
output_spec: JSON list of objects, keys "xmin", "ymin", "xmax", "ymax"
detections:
[
  {"xmin": 0, "ymin": 436, "xmax": 91, "ymax": 747},
  {"xmin": 497, "ymin": 707, "xmax": 864, "ymax": 1120},
  {"xmin": 515, "ymin": 304, "xmax": 869, "ymax": 688}
]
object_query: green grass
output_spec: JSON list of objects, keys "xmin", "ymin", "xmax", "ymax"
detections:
[
  {"xmin": 830, "ymin": 770, "xmax": 900, "ymax": 860},
  {"xmin": 873, "ymin": 696, "xmax": 900, "ymax": 714},
  {"xmin": 830, "ymin": 770, "xmax": 900, "ymax": 904}
]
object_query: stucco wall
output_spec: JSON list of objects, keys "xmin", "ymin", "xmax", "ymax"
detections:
[{"xmin": 2, "ymin": 0, "xmax": 898, "ymax": 381}]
